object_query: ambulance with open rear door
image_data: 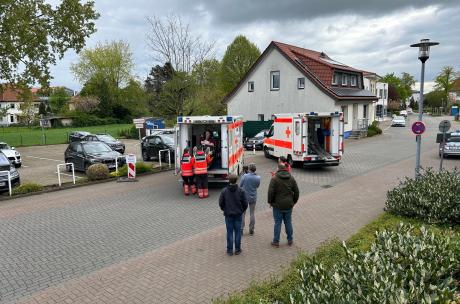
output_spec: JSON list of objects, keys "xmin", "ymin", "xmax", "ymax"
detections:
[
  {"xmin": 263, "ymin": 112, "xmax": 344, "ymax": 167},
  {"xmin": 175, "ymin": 115, "xmax": 244, "ymax": 182}
]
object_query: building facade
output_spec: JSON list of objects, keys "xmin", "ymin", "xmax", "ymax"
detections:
[
  {"xmin": 0, "ymin": 86, "xmax": 40, "ymax": 125},
  {"xmin": 225, "ymin": 41, "xmax": 377, "ymax": 138},
  {"xmin": 363, "ymin": 72, "xmax": 388, "ymax": 120}
]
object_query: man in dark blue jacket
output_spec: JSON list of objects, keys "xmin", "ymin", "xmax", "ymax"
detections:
[{"xmin": 219, "ymin": 175, "xmax": 248, "ymax": 256}]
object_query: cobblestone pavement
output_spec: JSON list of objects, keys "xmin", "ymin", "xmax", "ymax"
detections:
[{"xmin": 0, "ymin": 115, "xmax": 456, "ymax": 303}]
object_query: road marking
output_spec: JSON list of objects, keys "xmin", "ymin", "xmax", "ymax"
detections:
[
  {"xmin": 26, "ymin": 156, "xmax": 62, "ymax": 162},
  {"xmin": 384, "ymin": 125, "xmax": 392, "ymax": 131},
  {"xmin": 54, "ymin": 172, "xmax": 83, "ymax": 178}
]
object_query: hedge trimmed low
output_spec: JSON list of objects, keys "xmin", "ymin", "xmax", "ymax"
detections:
[
  {"xmin": 386, "ymin": 168, "xmax": 460, "ymax": 225},
  {"xmin": 12, "ymin": 183, "xmax": 44, "ymax": 195}
]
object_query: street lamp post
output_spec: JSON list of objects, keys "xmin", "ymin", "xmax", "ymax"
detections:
[{"xmin": 410, "ymin": 39, "xmax": 439, "ymax": 178}]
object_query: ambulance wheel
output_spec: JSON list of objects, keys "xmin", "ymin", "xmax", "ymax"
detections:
[{"xmin": 264, "ymin": 147, "xmax": 270, "ymax": 158}]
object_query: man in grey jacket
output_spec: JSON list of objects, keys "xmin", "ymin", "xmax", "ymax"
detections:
[{"xmin": 240, "ymin": 163, "xmax": 261, "ymax": 235}]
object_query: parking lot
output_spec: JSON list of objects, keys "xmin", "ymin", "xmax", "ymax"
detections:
[{"xmin": 15, "ymin": 139, "xmax": 163, "ymax": 186}]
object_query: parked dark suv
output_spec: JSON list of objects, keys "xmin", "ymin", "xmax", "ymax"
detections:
[
  {"xmin": 83, "ymin": 133, "xmax": 125, "ymax": 154},
  {"xmin": 69, "ymin": 131, "xmax": 91, "ymax": 142},
  {"xmin": 64, "ymin": 141, "xmax": 125, "ymax": 172},
  {"xmin": 244, "ymin": 130, "xmax": 268, "ymax": 150},
  {"xmin": 141, "ymin": 134, "xmax": 175, "ymax": 162},
  {"xmin": 0, "ymin": 152, "xmax": 20, "ymax": 192}
]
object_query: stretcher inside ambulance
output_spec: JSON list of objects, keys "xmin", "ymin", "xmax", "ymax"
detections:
[
  {"xmin": 263, "ymin": 112, "xmax": 343, "ymax": 167},
  {"xmin": 175, "ymin": 116, "xmax": 244, "ymax": 182}
]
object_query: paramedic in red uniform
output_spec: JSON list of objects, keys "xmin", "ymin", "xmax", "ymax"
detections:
[
  {"xmin": 194, "ymin": 147, "xmax": 212, "ymax": 198},
  {"xmin": 180, "ymin": 148, "xmax": 196, "ymax": 196}
]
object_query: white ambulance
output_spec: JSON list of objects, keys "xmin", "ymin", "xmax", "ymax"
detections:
[
  {"xmin": 263, "ymin": 112, "xmax": 344, "ymax": 167},
  {"xmin": 174, "ymin": 115, "xmax": 244, "ymax": 182}
]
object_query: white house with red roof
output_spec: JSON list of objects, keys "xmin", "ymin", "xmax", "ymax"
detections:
[{"xmin": 225, "ymin": 41, "xmax": 378, "ymax": 138}]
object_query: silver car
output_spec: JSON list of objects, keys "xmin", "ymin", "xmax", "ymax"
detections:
[
  {"xmin": 391, "ymin": 116, "xmax": 406, "ymax": 127},
  {"xmin": 0, "ymin": 142, "xmax": 21, "ymax": 168},
  {"xmin": 440, "ymin": 135, "xmax": 460, "ymax": 157}
]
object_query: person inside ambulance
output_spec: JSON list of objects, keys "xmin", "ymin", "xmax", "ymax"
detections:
[
  {"xmin": 201, "ymin": 130, "xmax": 216, "ymax": 148},
  {"xmin": 193, "ymin": 146, "xmax": 212, "ymax": 198},
  {"xmin": 180, "ymin": 148, "xmax": 196, "ymax": 196}
]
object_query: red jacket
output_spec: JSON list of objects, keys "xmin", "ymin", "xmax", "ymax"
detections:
[
  {"xmin": 194, "ymin": 151, "xmax": 210, "ymax": 175},
  {"xmin": 181, "ymin": 153, "xmax": 195, "ymax": 176}
]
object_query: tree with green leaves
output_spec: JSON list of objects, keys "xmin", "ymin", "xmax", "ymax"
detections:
[
  {"xmin": 17, "ymin": 87, "xmax": 36, "ymax": 128},
  {"xmin": 48, "ymin": 87, "xmax": 71, "ymax": 114},
  {"xmin": 0, "ymin": 107, "xmax": 9, "ymax": 124},
  {"xmin": 0, "ymin": 0, "xmax": 99, "ymax": 88},
  {"xmin": 157, "ymin": 71, "xmax": 195, "ymax": 117},
  {"xmin": 381, "ymin": 72, "xmax": 415, "ymax": 104},
  {"xmin": 435, "ymin": 66, "xmax": 459, "ymax": 110},
  {"xmin": 220, "ymin": 35, "xmax": 261, "ymax": 93}
]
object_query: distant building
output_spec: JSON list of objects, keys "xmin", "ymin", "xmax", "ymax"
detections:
[
  {"xmin": 449, "ymin": 78, "xmax": 460, "ymax": 103},
  {"xmin": 0, "ymin": 86, "xmax": 40, "ymax": 125},
  {"xmin": 362, "ymin": 72, "xmax": 388, "ymax": 119},
  {"xmin": 225, "ymin": 41, "xmax": 377, "ymax": 138}
]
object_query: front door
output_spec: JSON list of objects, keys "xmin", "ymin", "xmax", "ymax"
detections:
[
  {"xmin": 293, "ymin": 117, "xmax": 302, "ymax": 154},
  {"xmin": 352, "ymin": 103, "xmax": 358, "ymax": 130}
]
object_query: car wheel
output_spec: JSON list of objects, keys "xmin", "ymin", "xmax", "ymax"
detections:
[
  {"xmin": 15, "ymin": 163, "xmax": 21, "ymax": 168},
  {"xmin": 65, "ymin": 160, "xmax": 72, "ymax": 172},
  {"xmin": 142, "ymin": 150, "xmax": 149, "ymax": 161},
  {"xmin": 84, "ymin": 163, "xmax": 90, "ymax": 174},
  {"xmin": 264, "ymin": 147, "xmax": 270, "ymax": 158}
]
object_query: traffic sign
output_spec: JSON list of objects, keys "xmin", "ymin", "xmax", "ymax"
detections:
[
  {"xmin": 145, "ymin": 120, "xmax": 155, "ymax": 129},
  {"xmin": 126, "ymin": 154, "xmax": 136, "ymax": 179},
  {"xmin": 135, "ymin": 123, "xmax": 144, "ymax": 129},
  {"xmin": 412, "ymin": 121, "xmax": 426, "ymax": 135},
  {"xmin": 439, "ymin": 120, "xmax": 451, "ymax": 133},
  {"xmin": 133, "ymin": 118, "xmax": 145, "ymax": 124}
]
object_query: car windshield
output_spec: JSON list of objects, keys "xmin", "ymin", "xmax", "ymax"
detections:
[
  {"xmin": 0, "ymin": 153, "xmax": 9, "ymax": 163},
  {"xmin": 254, "ymin": 131, "xmax": 266, "ymax": 138},
  {"xmin": 97, "ymin": 134, "xmax": 116, "ymax": 142},
  {"xmin": 161, "ymin": 136, "xmax": 174, "ymax": 145},
  {"xmin": 447, "ymin": 137, "xmax": 460, "ymax": 143},
  {"xmin": 83, "ymin": 142, "xmax": 112, "ymax": 153},
  {"xmin": 394, "ymin": 116, "xmax": 405, "ymax": 120},
  {"xmin": 0, "ymin": 144, "xmax": 11, "ymax": 150}
]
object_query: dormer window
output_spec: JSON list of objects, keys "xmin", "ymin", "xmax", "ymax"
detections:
[
  {"xmin": 248, "ymin": 81, "xmax": 254, "ymax": 92},
  {"xmin": 342, "ymin": 74, "xmax": 348, "ymax": 86},
  {"xmin": 351, "ymin": 75, "xmax": 357, "ymax": 86},
  {"xmin": 332, "ymin": 73, "xmax": 339, "ymax": 85}
]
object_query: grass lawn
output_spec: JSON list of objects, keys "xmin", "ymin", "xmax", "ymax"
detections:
[
  {"xmin": 0, "ymin": 124, "xmax": 132, "ymax": 147},
  {"xmin": 214, "ymin": 212, "xmax": 460, "ymax": 303}
]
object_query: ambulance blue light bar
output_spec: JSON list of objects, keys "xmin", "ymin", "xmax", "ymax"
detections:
[
  {"xmin": 309, "ymin": 112, "xmax": 318, "ymax": 116},
  {"xmin": 226, "ymin": 116, "xmax": 233, "ymax": 122}
]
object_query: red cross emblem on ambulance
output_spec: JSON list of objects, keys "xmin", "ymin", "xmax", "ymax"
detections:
[{"xmin": 285, "ymin": 127, "xmax": 291, "ymax": 138}]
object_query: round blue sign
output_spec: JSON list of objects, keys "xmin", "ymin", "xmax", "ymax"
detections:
[{"xmin": 411, "ymin": 121, "xmax": 426, "ymax": 135}]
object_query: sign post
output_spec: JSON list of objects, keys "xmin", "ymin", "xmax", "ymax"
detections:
[
  {"xmin": 126, "ymin": 154, "xmax": 136, "ymax": 179},
  {"xmin": 133, "ymin": 118, "xmax": 145, "ymax": 156},
  {"xmin": 439, "ymin": 120, "xmax": 451, "ymax": 171},
  {"xmin": 412, "ymin": 121, "xmax": 426, "ymax": 177}
]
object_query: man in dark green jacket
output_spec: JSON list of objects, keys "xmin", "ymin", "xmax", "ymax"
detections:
[{"xmin": 268, "ymin": 163, "xmax": 299, "ymax": 247}]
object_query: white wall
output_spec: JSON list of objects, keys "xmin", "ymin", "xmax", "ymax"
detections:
[{"xmin": 227, "ymin": 48, "xmax": 338, "ymax": 120}]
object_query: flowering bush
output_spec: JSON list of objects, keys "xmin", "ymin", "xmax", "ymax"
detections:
[
  {"xmin": 86, "ymin": 163, "xmax": 110, "ymax": 180},
  {"xmin": 386, "ymin": 168, "xmax": 460, "ymax": 224},
  {"xmin": 291, "ymin": 223, "xmax": 460, "ymax": 303}
]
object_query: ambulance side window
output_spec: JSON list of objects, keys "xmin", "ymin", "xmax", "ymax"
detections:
[{"xmin": 295, "ymin": 121, "xmax": 300, "ymax": 135}]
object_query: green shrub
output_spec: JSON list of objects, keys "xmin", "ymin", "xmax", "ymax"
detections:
[
  {"xmin": 386, "ymin": 168, "xmax": 460, "ymax": 224},
  {"xmin": 118, "ymin": 125, "xmax": 138, "ymax": 139},
  {"xmin": 86, "ymin": 163, "xmax": 110, "ymax": 180},
  {"xmin": 367, "ymin": 121, "xmax": 382, "ymax": 137},
  {"xmin": 115, "ymin": 162, "xmax": 153, "ymax": 177},
  {"xmin": 291, "ymin": 223, "xmax": 460, "ymax": 303},
  {"xmin": 12, "ymin": 183, "xmax": 44, "ymax": 195},
  {"xmin": 71, "ymin": 112, "xmax": 119, "ymax": 127}
]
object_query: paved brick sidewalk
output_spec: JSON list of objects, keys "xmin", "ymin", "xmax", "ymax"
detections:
[{"xmin": 13, "ymin": 148, "xmax": 455, "ymax": 304}]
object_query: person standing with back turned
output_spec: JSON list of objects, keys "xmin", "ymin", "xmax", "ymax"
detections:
[
  {"xmin": 219, "ymin": 174, "xmax": 248, "ymax": 256},
  {"xmin": 268, "ymin": 163, "xmax": 299, "ymax": 247},
  {"xmin": 240, "ymin": 163, "xmax": 260, "ymax": 235}
]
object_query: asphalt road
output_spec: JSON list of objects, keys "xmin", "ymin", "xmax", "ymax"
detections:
[{"xmin": 0, "ymin": 115, "xmax": 458, "ymax": 303}]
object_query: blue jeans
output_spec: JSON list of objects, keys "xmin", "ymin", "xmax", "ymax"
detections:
[
  {"xmin": 225, "ymin": 215, "xmax": 242, "ymax": 253},
  {"xmin": 273, "ymin": 208, "xmax": 293, "ymax": 243}
]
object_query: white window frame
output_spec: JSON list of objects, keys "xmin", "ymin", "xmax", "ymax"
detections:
[
  {"xmin": 342, "ymin": 74, "xmax": 348, "ymax": 86},
  {"xmin": 297, "ymin": 77, "xmax": 305, "ymax": 89},
  {"xmin": 270, "ymin": 71, "xmax": 280, "ymax": 91},
  {"xmin": 248, "ymin": 81, "xmax": 254, "ymax": 92},
  {"xmin": 341, "ymin": 106, "xmax": 348, "ymax": 124},
  {"xmin": 332, "ymin": 73, "xmax": 339, "ymax": 85},
  {"xmin": 351, "ymin": 75, "xmax": 357, "ymax": 86}
]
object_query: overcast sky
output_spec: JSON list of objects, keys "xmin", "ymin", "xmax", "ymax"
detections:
[{"xmin": 50, "ymin": 0, "xmax": 460, "ymax": 91}]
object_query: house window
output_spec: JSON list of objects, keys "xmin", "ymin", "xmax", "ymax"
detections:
[
  {"xmin": 341, "ymin": 106, "xmax": 348, "ymax": 124},
  {"xmin": 351, "ymin": 75, "xmax": 357, "ymax": 86},
  {"xmin": 341, "ymin": 74, "xmax": 348, "ymax": 86},
  {"xmin": 332, "ymin": 73, "xmax": 339, "ymax": 85},
  {"xmin": 10, "ymin": 115, "xmax": 14, "ymax": 123},
  {"xmin": 10, "ymin": 103, "xmax": 15, "ymax": 109},
  {"xmin": 270, "ymin": 71, "xmax": 280, "ymax": 90},
  {"xmin": 248, "ymin": 81, "xmax": 254, "ymax": 92},
  {"xmin": 297, "ymin": 77, "xmax": 305, "ymax": 89},
  {"xmin": 257, "ymin": 114, "xmax": 264, "ymax": 121},
  {"xmin": 363, "ymin": 105, "xmax": 368, "ymax": 119}
]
